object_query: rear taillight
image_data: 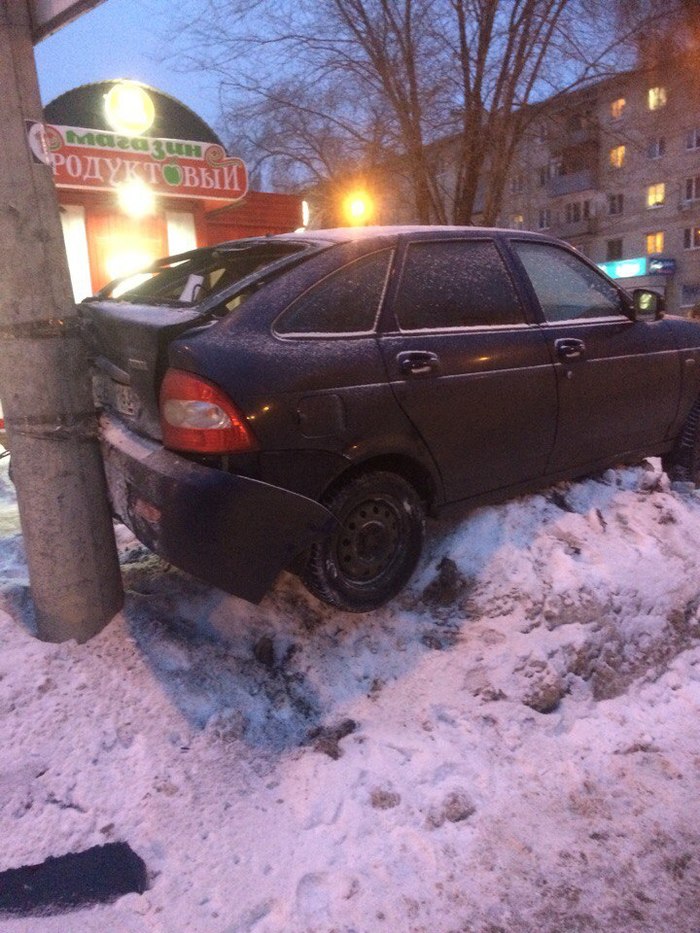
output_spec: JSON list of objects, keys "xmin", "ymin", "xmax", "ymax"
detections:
[{"xmin": 159, "ymin": 369, "xmax": 258, "ymax": 454}]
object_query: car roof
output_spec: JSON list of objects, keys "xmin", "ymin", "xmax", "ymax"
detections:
[{"xmin": 213, "ymin": 225, "xmax": 557, "ymax": 251}]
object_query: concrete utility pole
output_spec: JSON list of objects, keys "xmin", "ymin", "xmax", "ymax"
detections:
[{"xmin": 0, "ymin": 2, "xmax": 123, "ymax": 642}]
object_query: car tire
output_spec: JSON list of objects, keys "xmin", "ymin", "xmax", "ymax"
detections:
[
  {"xmin": 663, "ymin": 397, "xmax": 700, "ymax": 483},
  {"xmin": 303, "ymin": 470, "xmax": 425, "ymax": 612}
]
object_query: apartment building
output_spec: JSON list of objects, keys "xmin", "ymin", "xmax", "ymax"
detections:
[{"xmin": 500, "ymin": 66, "xmax": 700, "ymax": 315}]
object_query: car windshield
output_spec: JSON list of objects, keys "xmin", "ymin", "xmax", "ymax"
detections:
[{"xmin": 92, "ymin": 240, "xmax": 313, "ymax": 306}]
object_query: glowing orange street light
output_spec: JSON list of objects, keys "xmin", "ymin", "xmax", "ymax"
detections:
[{"xmin": 343, "ymin": 190, "xmax": 374, "ymax": 225}]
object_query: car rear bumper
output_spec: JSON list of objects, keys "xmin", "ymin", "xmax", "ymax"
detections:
[{"xmin": 99, "ymin": 414, "xmax": 335, "ymax": 603}]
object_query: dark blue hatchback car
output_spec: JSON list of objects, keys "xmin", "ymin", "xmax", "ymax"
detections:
[{"xmin": 81, "ymin": 226, "xmax": 700, "ymax": 611}]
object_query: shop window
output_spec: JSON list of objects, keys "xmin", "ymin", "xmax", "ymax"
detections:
[
  {"xmin": 681, "ymin": 284, "xmax": 700, "ymax": 308},
  {"xmin": 684, "ymin": 228, "xmax": 700, "ymax": 250},
  {"xmin": 166, "ymin": 212, "xmax": 197, "ymax": 255},
  {"xmin": 646, "ymin": 231, "xmax": 664, "ymax": 254},
  {"xmin": 606, "ymin": 239, "xmax": 623, "ymax": 261},
  {"xmin": 648, "ymin": 137, "xmax": 666, "ymax": 159},
  {"xmin": 685, "ymin": 176, "xmax": 700, "ymax": 202},
  {"xmin": 648, "ymin": 86, "xmax": 667, "ymax": 110},
  {"xmin": 646, "ymin": 183, "xmax": 665, "ymax": 208},
  {"xmin": 609, "ymin": 145, "xmax": 626, "ymax": 169},
  {"xmin": 60, "ymin": 204, "xmax": 93, "ymax": 301},
  {"xmin": 608, "ymin": 193, "xmax": 624, "ymax": 215},
  {"xmin": 610, "ymin": 98, "xmax": 626, "ymax": 119}
]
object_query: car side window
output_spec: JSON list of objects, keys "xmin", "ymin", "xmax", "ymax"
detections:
[
  {"xmin": 394, "ymin": 239, "xmax": 525, "ymax": 330},
  {"xmin": 275, "ymin": 249, "xmax": 392, "ymax": 335},
  {"xmin": 513, "ymin": 241, "xmax": 625, "ymax": 323}
]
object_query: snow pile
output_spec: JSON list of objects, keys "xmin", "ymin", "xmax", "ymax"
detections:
[{"xmin": 0, "ymin": 458, "xmax": 699, "ymax": 931}]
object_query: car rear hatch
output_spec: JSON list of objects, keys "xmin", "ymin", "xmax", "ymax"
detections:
[{"xmin": 80, "ymin": 238, "xmax": 324, "ymax": 439}]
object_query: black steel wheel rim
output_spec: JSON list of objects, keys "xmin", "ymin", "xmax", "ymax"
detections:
[{"xmin": 335, "ymin": 496, "xmax": 403, "ymax": 583}]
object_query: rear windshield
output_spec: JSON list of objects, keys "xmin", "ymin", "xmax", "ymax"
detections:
[{"xmin": 92, "ymin": 241, "xmax": 313, "ymax": 306}]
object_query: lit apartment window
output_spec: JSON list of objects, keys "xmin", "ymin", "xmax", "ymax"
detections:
[
  {"xmin": 685, "ymin": 176, "xmax": 700, "ymax": 201},
  {"xmin": 684, "ymin": 227, "xmax": 700, "ymax": 250},
  {"xmin": 646, "ymin": 231, "xmax": 664, "ymax": 254},
  {"xmin": 648, "ymin": 86, "xmax": 667, "ymax": 110},
  {"xmin": 512, "ymin": 214, "xmax": 524, "ymax": 229},
  {"xmin": 648, "ymin": 137, "xmax": 666, "ymax": 159},
  {"xmin": 646, "ymin": 183, "xmax": 665, "ymax": 208},
  {"xmin": 538, "ymin": 208, "xmax": 551, "ymax": 230},
  {"xmin": 608, "ymin": 193, "xmax": 624, "ymax": 215},
  {"xmin": 686, "ymin": 129, "xmax": 700, "ymax": 151},
  {"xmin": 610, "ymin": 145, "xmax": 626, "ymax": 168},
  {"xmin": 606, "ymin": 239, "xmax": 623, "ymax": 261},
  {"xmin": 611, "ymin": 98, "xmax": 626, "ymax": 119}
]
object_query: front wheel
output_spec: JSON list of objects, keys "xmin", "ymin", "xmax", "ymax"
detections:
[
  {"xmin": 303, "ymin": 471, "xmax": 425, "ymax": 612},
  {"xmin": 663, "ymin": 397, "xmax": 700, "ymax": 483}
]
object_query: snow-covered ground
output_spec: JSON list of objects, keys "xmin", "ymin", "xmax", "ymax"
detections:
[{"xmin": 1, "ymin": 456, "xmax": 699, "ymax": 932}]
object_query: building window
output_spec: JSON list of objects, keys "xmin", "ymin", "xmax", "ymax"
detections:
[
  {"xmin": 510, "ymin": 174, "xmax": 524, "ymax": 195},
  {"xmin": 686, "ymin": 129, "xmax": 700, "ymax": 151},
  {"xmin": 646, "ymin": 231, "xmax": 664, "ymax": 254},
  {"xmin": 611, "ymin": 97, "xmax": 626, "ymax": 119},
  {"xmin": 648, "ymin": 137, "xmax": 666, "ymax": 159},
  {"xmin": 512, "ymin": 213, "xmax": 524, "ymax": 229},
  {"xmin": 606, "ymin": 239, "xmax": 623, "ymax": 261},
  {"xmin": 646, "ymin": 183, "xmax": 665, "ymax": 208},
  {"xmin": 681, "ymin": 284, "xmax": 700, "ymax": 308},
  {"xmin": 648, "ymin": 86, "xmax": 667, "ymax": 110},
  {"xmin": 538, "ymin": 208, "xmax": 551, "ymax": 230},
  {"xmin": 685, "ymin": 176, "xmax": 700, "ymax": 202},
  {"xmin": 564, "ymin": 200, "xmax": 590, "ymax": 224},
  {"xmin": 609, "ymin": 145, "xmax": 626, "ymax": 169},
  {"xmin": 684, "ymin": 227, "xmax": 700, "ymax": 250},
  {"xmin": 538, "ymin": 166, "xmax": 548, "ymax": 187},
  {"xmin": 608, "ymin": 193, "xmax": 624, "ymax": 215}
]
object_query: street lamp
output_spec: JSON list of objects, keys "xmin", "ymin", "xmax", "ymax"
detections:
[{"xmin": 343, "ymin": 190, "xmax": 374, "ymax": 225}]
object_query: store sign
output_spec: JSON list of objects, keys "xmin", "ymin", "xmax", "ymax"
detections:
[
  {"xmin": 597, "ymin": 256, "xmax": 647, "ymax": 279},
  {"xmin": 649, "ymin": 257, "xmax": 677, "ymax": 275},
  {"xmin": 45, "ymin": 125, "xmax": 248, "ymax": 202}
]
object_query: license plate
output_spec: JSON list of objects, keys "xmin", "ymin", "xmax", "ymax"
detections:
[
  {"xmin": 114, "ymin": 383, "xmax": 139, "ymax": 417},
  {"xmin": 92, "ymin": 373, "xmax": 139, "ymax": 417}
]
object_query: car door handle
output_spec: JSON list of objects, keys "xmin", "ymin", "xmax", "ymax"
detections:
[
  {"xmin": 555, "ymin": 338, "xmax": 586, "ymax": 362},
  {"xmin": 397, "ymin": 350, "xmax": 440, "ymax": 376}
]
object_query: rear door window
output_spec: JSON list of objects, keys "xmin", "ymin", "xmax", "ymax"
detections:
[
  {"xmin": 394, "ymin": 239, "xmax": 525, "ymax": 330},
  {"xmin": 275, "ymin": 249, "xmax": 392, "ymax": 336}
]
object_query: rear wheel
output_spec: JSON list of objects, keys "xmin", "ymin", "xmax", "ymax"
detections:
[{"xmin": 303, "ymin": 470, "xmax": 425, "ymax": 612}]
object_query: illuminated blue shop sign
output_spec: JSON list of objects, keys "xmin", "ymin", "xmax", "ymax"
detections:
[
  {"xmin": 649, "ymin": 257, "xmax": 676, "ymax": 275},
  {"xmin": 597, "ymin": 256, "xmax": 647, "ymax": 279}
]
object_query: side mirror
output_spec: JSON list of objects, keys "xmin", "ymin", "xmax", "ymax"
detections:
[{"xmin": 632, "ymin": 288, "xmax": 664, "ymax": 321}]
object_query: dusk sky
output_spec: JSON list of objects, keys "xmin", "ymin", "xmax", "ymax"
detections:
[{"xmin": 34, "ymin": 0, "xmax": 222, "ymax": 132}]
